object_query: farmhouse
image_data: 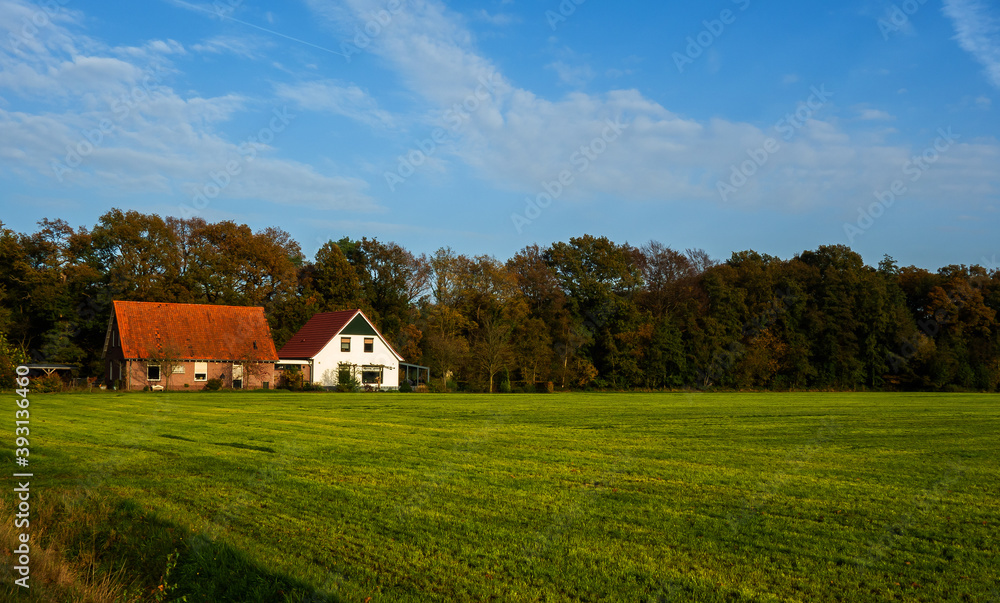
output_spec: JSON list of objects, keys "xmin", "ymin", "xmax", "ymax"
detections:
[
  {"xmin": 103, "ymin": 301, "xmax": 279, "ymax": 390},
  {"xmin": 277, "ymin": 309, "xmax": 426, "ymax": 390}
]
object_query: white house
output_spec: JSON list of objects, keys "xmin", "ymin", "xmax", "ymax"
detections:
[{"xmin": 276, "ymin": 309, "xmax": 412, "ymax": 389}]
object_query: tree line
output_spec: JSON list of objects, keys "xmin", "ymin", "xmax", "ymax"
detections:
[{"xmin": 1, "ymin": 210, "xmax": 998, "ymax": 392}]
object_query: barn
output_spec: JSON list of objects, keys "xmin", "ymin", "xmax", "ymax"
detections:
[
  {"xmin": 103, "ymin": 301, "xmax": 279, "ymax": 390},
  {"xmin": 277, "ymin": 309, "xmax": 424, "ymax": 390}
]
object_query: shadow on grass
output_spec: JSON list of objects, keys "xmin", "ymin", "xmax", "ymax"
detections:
[
  {"xmin": 160, "ymin": 433, "xmax": 197, "ymax": 442},
  {"xmin": 215, "ymin": 442, "xmax": 277, "ymax": 453},
  {"xmin": 1, "ymin": 489, "xmax": 342, "ymax": 603}
]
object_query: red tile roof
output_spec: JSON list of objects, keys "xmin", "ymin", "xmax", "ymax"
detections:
[
  {"xmin": 112, "ymin": 301, "xmax": 278, "ymax": 362},
  {"xmin": 277, "ymin": 309, "xmax": 403, "ymax": 361}
]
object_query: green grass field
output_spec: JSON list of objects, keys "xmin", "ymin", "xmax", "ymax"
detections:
[{"xmin": 2, "ymin": 391, "xmax": 998, "ymax": 602}]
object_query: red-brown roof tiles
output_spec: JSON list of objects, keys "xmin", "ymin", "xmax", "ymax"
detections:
[
  {"xmin": 277, "ymin": 309, "xmax": 403, "ymax": 361},
  {"xmin": 277, "ymin": 310, "xmax": 357, "ymax": 359},
  {"xmin": 113, "ymin": 301, "xmax": 278, "ymax": 362}
]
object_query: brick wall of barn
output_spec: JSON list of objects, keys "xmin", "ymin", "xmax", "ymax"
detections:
[{"xmin": 117, "ymin": 360, "xmax": 275, "ymax": 391}]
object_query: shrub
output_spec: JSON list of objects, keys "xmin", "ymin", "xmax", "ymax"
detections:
[
  {"xmin": 280, "ymin": 366, "xmax": 304, "ymax": 391},
  {"xmin": 535, "ymin": 381, "xmax": 555, "ymax": 394},
  {"xmin": 204, "ymin": 378, "xmax": 223, "ymax": 391},
  {"xmin": 337, "ymin": 378, "xmax": 359, "ymax": 393},
  {"xmin": 33, "ymin": 374, "xmax": 64, "ymax": 393},
  {"xmin": 446, "ymin": 379, "xmax": 458, "ymax": 392},
  {"xmin": 499, "ymin": 379, "xmax": 512, "ymax": 394},
  {"xmin": 337, "ymin": 367, "xmax": 360, "ymax": 392},
  {"xmin": 0, "ymin": 331, "xmax": 27, "ymax": 390},
  {"xmin": 0, "ymin": 363, "xmax": 17, "ymax": 390},
  {"xmin": 399, "ymin": 380, "xmax": 413, "ymax": 393}
]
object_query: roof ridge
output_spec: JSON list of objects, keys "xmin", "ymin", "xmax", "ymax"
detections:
[{"xmin": 115, "ymin": 300, "xmax": 266, "ymax": 310}]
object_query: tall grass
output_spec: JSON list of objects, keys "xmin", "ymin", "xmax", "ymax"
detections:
[{"xmin": 0, "ymin": 492, "xmax": 163, "ymax": 602}]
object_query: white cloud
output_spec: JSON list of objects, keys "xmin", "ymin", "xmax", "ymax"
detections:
[
  {"xmin": 474, "ymin": 9, "xmax": 519, "ymax": 26},
  {"xmin": 306, "ymin": 0, "xmax": 1000, "ymax": 213},
  {"xmin": 546, "ymin": 61, "xmax": 595, "ymax": 87},
  {"xmin": 0, "ymin": 0, "xmax": 378, "ymax": 213},
  {"xmin": 274, "ymin": 80, "xmax": 395, "ymax": 129},
  {"xmin": 857, "ymin": 108, "xmax": 894, "ymax": 121},
  {"xmin": 606, "ymin": 68, "xmax": 634, "ymax": 79},
  {"xmin": 943, "ymin": 0, "xmax": 1000, "ymax": 88},
  {"xmin": 0, "ymin": 0, "xmax": 81, "ymax": 57},
  {"xmin": 114, "ymin": 39, "xmax": 187, "ymax": 58},
  {"xmin": 191, "ymin": 35, "xmax": 265, "ymax": 59},
  {"xmin": 56, "ymin": 56, "xmax": 146, "ymax": 93},
  {"xmin": 160, "ymin": 0, "xmax": 232, "ymax": 19}
]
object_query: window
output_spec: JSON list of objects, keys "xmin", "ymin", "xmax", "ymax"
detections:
[
  {"xmin": 172, "ymin": 365, "xmax": 185, "ymax": 374},
  {"xmin": 341, "ymin": 337, "xmax": 351, "ymax": 352},
  {"xmin": 362, "ymin": 370, "xmax": 381, "ymax": 384},
  {"xmin": 147, "ymin": 365, "xmax": 161, "ymax": 381},
  {"xmin": 194, "ymin": 362, "xmax": 208, "ymax": 382},
  {"xmin": 364, "ymin": 338, "xmax": 374, "ymax": 353}
]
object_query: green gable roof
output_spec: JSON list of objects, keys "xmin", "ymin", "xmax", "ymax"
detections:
[{"xmin": 341, "ymin": 314, "xmax": 377, "ymax": 336}]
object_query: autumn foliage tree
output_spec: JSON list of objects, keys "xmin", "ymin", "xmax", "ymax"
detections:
[{"xmin": 2, "ymin": 210, "xmax": 1000, "ymax": 393}]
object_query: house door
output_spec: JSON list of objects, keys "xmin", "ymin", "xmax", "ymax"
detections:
[{"xmin": 233, "ymin": 364, "xmax": 244, "ymax": 389}]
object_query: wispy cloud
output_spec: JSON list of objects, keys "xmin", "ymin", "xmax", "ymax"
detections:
[
  {"xmin": 857, "ymin": 108, "xmax": 894, "ymax": 121},
  {"xmin": 191, "ymin": 35, "xmax": 265, "ymax": 59},
  {"xmin": 546, "ymin": 61, "xmax": 595, "ymax": 87},
  {"xmin": 474, "ymin": 9, "xmax": 519, "ymax": 26},
  {"xmin": 161, "ymin": 0, "xmax": 348, "ymax": 58},
  {"xmin": 274, "ymin": 80, "xmax": 396, "ymax": 129},
  {"xmin": 0, "ymin": 0, "xmax": 377, "ymax": 213},
  {"xmin": 943, "ymin": 0, "xmax": 1000, "ymax": 88},
  {"xmin": 307, "ymin": 0, "xmax": 1000, "ymax": 212},
  {"xmin": 114, "ymin": 39, "xmax": 187, "ymax": 59}
]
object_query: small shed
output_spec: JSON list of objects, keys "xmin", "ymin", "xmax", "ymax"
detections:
[{"xmin": 24, "ymin": 363, "xmax": 78, "ymax": 377}]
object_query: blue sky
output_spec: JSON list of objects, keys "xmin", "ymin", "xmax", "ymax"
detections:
[{"xmin": 1, "ymin": 0, "xmax": 998, "ymax": 269}]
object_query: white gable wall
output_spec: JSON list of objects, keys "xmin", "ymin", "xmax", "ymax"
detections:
[{"xmin": 310, "ymin": 330, "xmax": 400, "ymax": 389}]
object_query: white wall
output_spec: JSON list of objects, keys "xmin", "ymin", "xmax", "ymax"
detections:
[{"xmin": 311, "ymin": 332, "xmax": 400, "ymax": 388}]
